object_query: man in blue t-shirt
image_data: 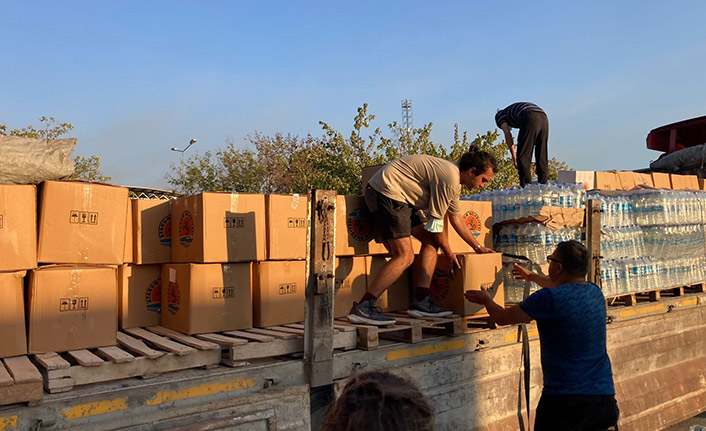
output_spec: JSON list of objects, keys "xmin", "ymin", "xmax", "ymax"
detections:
[{"xmin": 465, "ymin": 240, "xmax": 619, "ymax": 430}]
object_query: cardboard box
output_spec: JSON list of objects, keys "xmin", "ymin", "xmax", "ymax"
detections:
[
  {"xmin": 27, "ymin": 265, "xmax": 118, "ymax": 353},
  {"xmin": 634, "ymin": 172, "xmax": 654, "ymax": 187},
  {"xmin": 446, "ymin": 200, "xmax": 492, "ymax": 253},
  {"xmin": 700, "ymin": 178, "xmax": 706, "ymax": 191},
  {"xmin": 615, "ymin": 171, "xmax": 637, "ymax": 191},
  {"xmin": 557, "ymin": 170, "xmax": 595, "ymax": 190},
  {"xmin": 123, "ymin": 198, "xmax": 133, "ymax": 263},
  {"xmin": 594, "ymin": 172, "xmax": 619, "ymax": 190},
  {"xmin": 132, "ymin": 199, "xmax": 172, "ymax": 264},
  {"xmin": 266, "ymin": 194, "xmax": 307, "ymax": 260},
  {"xmin": 336, "ymin": 195, "xmax": 389, "ymax": 257},
  {"xmin": 334, "ymin": 257, "xmax": 367, "ymax": 318},
  {"xmin": 366, "ymin": 256, "xmax": 410, "ymax": 312},
  {"xmin": 361, "ymin": 164, "xmax": 384, "ymax": 193},
  {"xmin": 651, "ymin": 172, "xmax": 672, "ymax": 189},
  {"xmin": 118, "ymin": 264, "xmax": 161, "ymax": 329},
  {"xmin": 38, "ymin": 181, "xmax": 129, "ymax": 264},
  {"xmin": 430, "ymin": 253, "xmax": 504, "ymax": 317},
  {"xmin": 171, "ymin": 192, "xmax": 266, "ymax": 263},
  {"xmin": 670, "ymin": 174, "xmax": 700, "ymax": 190},
  {"xmin": 0, "ymin": 184, "xmax": 37, "ymax": 271},
  {"xmin": 253, "ymin": 260, "xmax": 306, "ymax": 327},
  {"xmin": 162, "ymin": 263, "xmax": 252, "ymax": 334},
  {"xmin": 0, "ymin": 271, "xmax": 27, "ymax": 358}
]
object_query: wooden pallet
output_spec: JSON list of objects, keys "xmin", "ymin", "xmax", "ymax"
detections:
[
  {"xmin": 201, "ymin": 323, "xmax": 358, "ymax": 367},
  {"xmin": 0, "ymin": 356, "xmax": 43, "ymax": 406},
  {"xmin": 33, "ymin": 327, "xmax": 221, "ymax": 393},
  {"xmin": 463, "ymin": 315, "xmax": 497, "ymax": 331},
  {"xmin": 334, "ymin": 319, "xmax": 423, "ymax": 350},
  {"xmin": 607, "ymin": 282, "xmax": 706, "ymax": 307},
  {"xmin": 386, "ymin": 313, "xmax": 466, "ymax": 336}
]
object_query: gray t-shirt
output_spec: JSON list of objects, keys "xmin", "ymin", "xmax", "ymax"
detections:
[{"xmin": 368, "ymin": 154, "xmax": 461, "ymax": 220}]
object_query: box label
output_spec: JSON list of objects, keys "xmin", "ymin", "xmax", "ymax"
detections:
[
  {"xmin": 279, "ymin": 283, "xmax": 297, "ymax": 295},
  {"xmin": 346, "ymin": 208, "xmax": 374, "ymax": 241},
  {"xmin": 287, "ymin": 218, "xmax": 306, "ymax": 228},
  {"xmin": 158, "ymin": 215, "xmax": 172, "ymax": 247},
  {"xmin": 70, "ymin": 210, "xmax": 99, "ymax": 225},
  {"xmin": 430, "ymin": 269, "xmax": 451, "ymax": 300},
  {"xmin": 145, "ymin": 279, "xmax": 162, "ymax": 313},
  {"xmin": 224, "ymin": 217, "xmax": 245, "ymax": 228},
  {"xmin": 167, "ymin": 281, "xmax": 180, "ymax": 314},
  {"xmin": 0, "ymin": 214, "xmax": 3, "ymax": 229},
  {"xmin": 212, "ymin": 287, "xmax": 235, "ymax": 299},
  {"xmin": 60, "ymin": 297, "xmax": 89, "ymax": 311},
  {"xmin": 179, "ymin": 211, "xmax": 194, "ymax": 247}
]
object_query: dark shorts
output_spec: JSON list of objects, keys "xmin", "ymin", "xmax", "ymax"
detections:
[
  {"xmin": 364, "ymin": 185, "xmax": 423, "ymax": 240},
  {"xmin": 534, "ymin": 393, "xmax": 619, "ymax": 431}
]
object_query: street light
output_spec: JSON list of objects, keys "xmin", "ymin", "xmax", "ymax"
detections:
[{"xmin": 171, "ymin": 138, "xmax": 197, "ymax": 190}]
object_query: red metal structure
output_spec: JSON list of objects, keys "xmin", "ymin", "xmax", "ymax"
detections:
[{"xmin": 646, "ymin": 115, "xmax": 706, "ymax": 155}]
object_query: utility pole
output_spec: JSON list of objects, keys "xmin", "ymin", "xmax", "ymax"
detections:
[
  {"xmin": 171, "ymin": 138, "xmax": 197, "ymax": 193},
  {"xmin": 401, "ymin": 99, "xmax": 413, "ymax": 140}
]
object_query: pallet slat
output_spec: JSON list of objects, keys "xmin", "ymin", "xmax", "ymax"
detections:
[
  {"xmin": 196, "ymin": 333, "xmax": 249, "ymax": 347},
  {"xmin": 117, "ymin": 332, "xmax": 165, "ymax": 359},
  {"xmin": 97, "ymin": 346, "xmax": 135, "ymax": 364},
  {"xmin": 246, "ymin": 328, "xmax": 299, "ymax": 340},
  {"xmin": 4, "ymin": 356, "xmax": 42, "ymax": 384},
  {"xmin": 123, "ymin": 328, "xmax": 196, "ymax": 356},
  {"xmin": 33, "ymin": 352, "xmax": 71, "ymax": 370},
  {"xmin": 146, "ymin": 326, "xmax": 221, "ymax": 350},
  {"xmin": 222, "ymin": 330, "xmax": 275, "ymax": 343},
  {"xmin": 67, "ymin": 350, "xmax": 105, "ymax": 367},
  {"xmin": 0, "ymin": 362, "xmax": 13, "ymax": 387}
]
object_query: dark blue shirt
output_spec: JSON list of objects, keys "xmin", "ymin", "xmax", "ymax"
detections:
[
  {"xmin": 520, "ymin": 282, "xmax": 615, "ymax": 396},
  {"xmin": 495, "ymin": 102, "xmax": 545, "ymax": 129}
]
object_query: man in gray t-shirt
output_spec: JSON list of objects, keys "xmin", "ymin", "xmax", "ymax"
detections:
[{"xmin": 348, "ymin": 150, "xmax": 497, "ymax": 326}]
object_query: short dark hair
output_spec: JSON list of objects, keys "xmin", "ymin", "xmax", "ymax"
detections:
[
  {"xmin": 321, "ymin": 371, "xmax": 434, "ymax": 431},
  {"xmin": 554, "ymin": 240, "xmax": 589, "ymax": 278},
  {"xmin": 459, "ymin": 143, "xmax": 497, "ymax": 175}
]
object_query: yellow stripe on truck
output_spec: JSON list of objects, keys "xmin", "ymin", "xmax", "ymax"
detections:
[
  {"xmin": 0, "ymin": 416, "xmax": 18, "ymax": 430},
  {"xmin": 146, "ymin": 378, "xmax": 257, "ymax": 406},
  {"xmin": 386, "ymin": 339, "xmax": 467, "ymax": 361},
  {"xmin": 61, "ymin": 399, "xmax": 128, "ymax": 420}
]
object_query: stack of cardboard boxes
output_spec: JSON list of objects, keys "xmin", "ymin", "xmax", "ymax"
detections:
[{"xmin": 559, "ymin": 170, "xmax": 704, "ymax": 191}]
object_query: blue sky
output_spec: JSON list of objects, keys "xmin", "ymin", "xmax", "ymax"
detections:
[{"xmin": 2, "ymin": 1, "xmax": 705, "ymax": 189}]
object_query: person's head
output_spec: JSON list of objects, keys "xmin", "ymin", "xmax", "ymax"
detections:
[
  {"xmin": 547, "ymin": 240, "xmax": 589, "ymax": 282},
  {"xmin": 321, "ymin": 371, "xmax": 434, "ymax": 431},
  {"xmin": 458, "ymin": 144, "xmax": 497, "ymax": 190}
]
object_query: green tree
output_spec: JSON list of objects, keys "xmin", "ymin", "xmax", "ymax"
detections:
[
  {"xmin": 70, "ymin": 155, "xmax": 112, "ymax": 182},
  {"xmin": 167, "ymin": 104, "xmax": 570, "ymax": 195}
]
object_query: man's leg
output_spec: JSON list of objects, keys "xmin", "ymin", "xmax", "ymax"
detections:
[
  {"xmin": 365, "ymin": 237, "xmax": 415, "ymax": 298},
  {"xmin": 516, "ymin": 126, "xmax": 535, "ymax": 187},
  {"xmin": 407, "ymin": 225, "xmax": 453, "ymax": 317},
  {"xmin": 534, "ymin": 113, "xmax": 549, "ymax": 184}
]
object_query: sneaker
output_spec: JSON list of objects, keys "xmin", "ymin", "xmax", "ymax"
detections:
[
  {"xmin": 407, "ymin": 296, "xmax": 453, "ymax": 318},
  {"xmin": 347, "ymin": 300, "xmax": 396, "ymax": 326}
]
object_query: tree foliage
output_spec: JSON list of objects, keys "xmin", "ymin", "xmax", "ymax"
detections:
[
  {"xmin": 0, "ymin": 116, "xmax": 113, "ymax": 182},
  {"xmin": 167, "ymin": 104, "xmax": 570, "ymax": 195}
]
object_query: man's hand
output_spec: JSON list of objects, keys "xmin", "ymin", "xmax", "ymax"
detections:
[
  {"xmin": 464, "ymin": 287, "xmax": 491, "ymax": 305},
  {"xmin": 512, "ymin": 155, "xmax": 518, "ymax": 168},
  {"xmin": 475, "ymin": 245, "xmax": 494, "ymax": 254},
  {"xmin": 446, "ymin": 251, "xmax": 461, "ymax": 273},
  {"xmin": 512, "ymin": 263, "xmax": 533, "ymax": 281}
]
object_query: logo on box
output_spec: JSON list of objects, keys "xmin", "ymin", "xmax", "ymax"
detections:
[
  {"xmin": 59, "ymin": 297, "xmax": 89, "ymax": 311},
  {"xmin": 463, "ymin": 210, "xmax": 481, "ymax": 237},
  {"xmin": 430, "ymin": 269, "xmax": 450, "ymax": 300},
  {"xmin": 158, "ymin": 215, "xmax": 172, "ymax": 247},
  {"xmin": 212, "ymin": 287, "xmax": 235, "ymax": 299},
  {"xmin": 279, "ymin": 283, "xmax": 297, "ymax": 295},
  {"xmin": 69, "ymin": 210, "xmax": 99, "ymax": 225},
  {"xmin": 145, "ymin": 279, "xmax": 161, "ymax": 313},
  {"xmin": 167, "ymin": 281, "xmax": 180, "ymax": 314},
  {"xmin": 287, "ymin": 218, "xmax": 306, "ymax": 228},
  {"xmin": 179, "ymin": 211, "xmax": 194, "ymax": 247},
  {"xmin": 346, "ymin": 208, "xmax": 373, "ymax": 241}
]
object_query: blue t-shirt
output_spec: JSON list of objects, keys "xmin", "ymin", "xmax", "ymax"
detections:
[{"xmin": 520, "ymin": 282, "xmax": 615, "ymax": 396}]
